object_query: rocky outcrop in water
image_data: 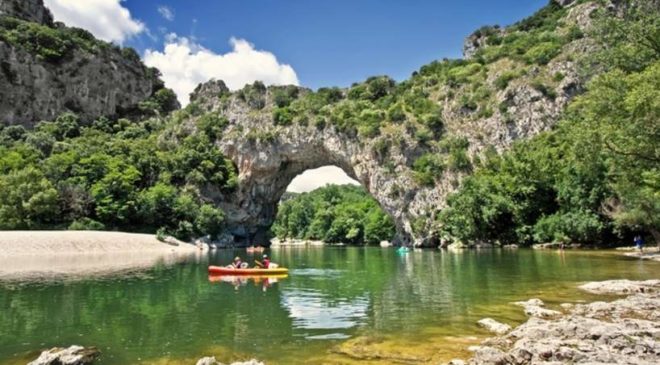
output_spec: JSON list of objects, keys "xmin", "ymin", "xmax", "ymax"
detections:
[
  {"xmin": 28, "ymin": 345, "xmax": 100, "ymax": 365},
  {"xmin": 460, "ymin": 280, "xmax": 660, "ymax": 365},
  {"xmin": 0, "ymin": 0, "xmax": 172, "ymax": 127}
]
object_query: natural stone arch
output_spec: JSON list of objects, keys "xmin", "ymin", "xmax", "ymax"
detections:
[
  {"xmin": 185, "ymin": 82, "xmax": 431, "ymax": 248},
  {"xmin": 189, "ymin": 56, "xmax": 579, "ymax": 247},
  {"xmin": 216, "ymin": 120, "xmax": 411, "ymax": 246}
]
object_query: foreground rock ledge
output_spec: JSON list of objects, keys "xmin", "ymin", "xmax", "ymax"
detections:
[
  {"xmin": 457, "ymin": 280, "xmax": 660, "ymax": 365},
  {"xmin": 196, "ymin": 357, "xmax": 264, "ymax": 365},
  {"xmin": 28, "ymin": 346, "xmax": 100, "ymax": 365}
]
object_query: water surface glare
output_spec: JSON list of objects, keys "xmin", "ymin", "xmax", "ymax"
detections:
[{"xmin": 1, "ymin": 247, "xmax": 658, "ymax": 364}]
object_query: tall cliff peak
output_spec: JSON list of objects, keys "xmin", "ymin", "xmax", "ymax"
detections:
[{"xmin": 0, "ymin": 0, "xmax": 175, "ymax": 127}]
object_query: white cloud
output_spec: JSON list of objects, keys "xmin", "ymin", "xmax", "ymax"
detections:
[
  {"xmin": 157, "ymin": 5, "xmax": 174, "ymax": 21},
  {"xmin": 143, "ymin": 35, "xmax": 299, "ymax": 105},
  {"xmin": 44, "ymin": 0, "xmax": 144, "ymax": 43},
  {"xmin": 287, "ymin": 166, "xmax": 359, "ymax": 193}
]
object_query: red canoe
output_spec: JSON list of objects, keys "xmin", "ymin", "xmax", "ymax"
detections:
[{"xmin": 208, "ymin": 265, "xmax": 289, "ymax": 275}]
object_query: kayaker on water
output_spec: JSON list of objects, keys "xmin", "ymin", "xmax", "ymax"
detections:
[
  {"xmin": 255, "ymin": 254, "xmax": 271, "ymax": 269},
  {"xmin": 232, "ymin": 256, "xmax": 243, "ymax": 268}
]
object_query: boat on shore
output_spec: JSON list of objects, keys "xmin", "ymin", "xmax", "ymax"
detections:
[{"xmin": 208, "ymin": 265, "xmax": 289, "ymax": 275}]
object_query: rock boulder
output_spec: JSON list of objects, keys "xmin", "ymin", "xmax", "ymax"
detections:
[
  {"xmin": 28, "ymin": 345, "xmax": 100, "ymax": 365},
  {"xmin": 477, "ymin": 318, "xmax": 512, "ymax": 335}
]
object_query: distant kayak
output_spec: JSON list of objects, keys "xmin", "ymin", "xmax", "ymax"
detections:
[
  {"xmin": 246, "ymin": 246, "xmax": 266, "ymax": 253},
  {"xmin": 396, "ymin": 247, "xmax": 410, "ymax": 253},
  {"xmin": 208, "ymin": 265, "xmax": 289, "ymax": 275}
]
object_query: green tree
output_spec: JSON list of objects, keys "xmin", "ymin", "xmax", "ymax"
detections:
[
  {"xmin": 91, "ymin": 159, "xmax": 141, "ymax": 224},
  {"xmin": 196, "ymin": 204, "xmax": 225, "ymax": 239},
  {"xmin": 0, "ymin": 167, "xmax": 58, "ymax": 229},
  {"xmin": 137, "ymin": 183, "xmax": 178, "ymax": 227}
]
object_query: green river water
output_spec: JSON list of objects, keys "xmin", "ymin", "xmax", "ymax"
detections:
[{"xmin": 1, "ymin": 247, "xmax": 658, "ymax": 364}]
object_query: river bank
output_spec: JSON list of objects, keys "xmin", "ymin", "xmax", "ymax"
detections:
[
  {"xmin": 269, "ymin": 237, "xmax": 327, "ymax": 246},
  {"xmin": 453, "ymin": 279, "xmax": 660, "ymax": 365},
  {"xmin": 0, "ymin": 231, "xmax": 200, "ymax": 280}
]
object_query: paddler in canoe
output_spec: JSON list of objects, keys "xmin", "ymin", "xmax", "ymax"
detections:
[
  {"xmin": 229, "ymin": 256, "xmax": 249, "ymax": 269},
  {"xmin": 255, "ymin": 254, "xmax": 274, "ymax": 269},
  {"xmin": 210, "ymin": 254, "xmax": 286, "ymax": 275}
]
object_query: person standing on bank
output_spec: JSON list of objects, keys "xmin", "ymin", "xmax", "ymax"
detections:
[{"xmin": 634, "ymin": 235, "xmax": 644, "ymax": 253}]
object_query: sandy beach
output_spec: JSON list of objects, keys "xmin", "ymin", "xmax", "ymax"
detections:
[{"xmin": 0, "ymin": 231, "xmax": 201, "ymax": 280}]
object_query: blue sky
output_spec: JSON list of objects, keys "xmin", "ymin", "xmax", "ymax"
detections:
[{"xmin": 123, "ymin": 0, "xmax": 547, "ymax": 89}]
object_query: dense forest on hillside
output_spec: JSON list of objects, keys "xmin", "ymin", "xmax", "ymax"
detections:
[
  {"xmin": 271, "ymin": 185, "xmax": 395, "ymax": 245},
  {"xmin": 438, "ymin": 1, "xmax": 659, "ymax": 246},
  {"xmin": 0, "ymin": 110, "xmax": 234, "ymax": 240}
]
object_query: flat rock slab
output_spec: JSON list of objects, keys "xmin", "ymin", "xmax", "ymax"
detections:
[
  {"xmin": 512, "ymin": 298, "xmax": 561, "ymax": 318},
  {"xmin": 477, "ymin": 318, "xmax": 512, "ymax": 335},
  {"xmin": 513, "ymin": 298, "xmax": 545, "ymax": 307},
  {"xmin": 28, "ymin": 345, "xmax": 99, "ymax": 365},
  {"xmin": 579, "ymin": 279, "xmax": 660, "ymax": 295},
  {"xmin": 196, "ymin": 357, "xmax": 264, "ymax": 365}
]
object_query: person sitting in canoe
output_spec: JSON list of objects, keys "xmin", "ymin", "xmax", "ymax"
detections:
[
  {"xmin": 255, "ymin": 254, "xmax": 275, "ymax": 269},
  {"xmin": 231, "ymin": 256, "xmax": 244, "ymax": 269}
]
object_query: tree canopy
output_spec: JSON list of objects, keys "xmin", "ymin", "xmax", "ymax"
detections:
[{"xmin": 271, "ymin": 184, "xmax": 395, "ymax": 245}]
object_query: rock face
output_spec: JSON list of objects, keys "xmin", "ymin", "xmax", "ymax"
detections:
[
  {"xmin": 462, "ymin": 26, "xmax": 503, "ymax": 59},
  {"xmin": 185, "ymin": 1, "xmax": 609, "ymax": 247},
  {"xmin": 0, "ymin": 0, "xmax": 168, "ymax": 127},
  {"xmin": 464, "ymin": 280, "xmax": 660, "ymax": 365},
  {"xmin": 28, "ymin": 345, "xmax": 100, "ymax": 365},
  {"xmin": 556, "ymin": 0, "xmax": 577, "ymax": 7},
  {"xmin": 0, "ymin": 0, "xmax": 52, "ymax": 25}
]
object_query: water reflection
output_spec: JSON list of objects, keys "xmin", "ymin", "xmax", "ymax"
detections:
[
  {"xmin": 281, "ymin": 287, "xmax": 369, "ymax": 340},
  {"xmin": 289, "ymin": 268, "xmax": 344, "ymax": 278},
  {"xmin": 208, "ymin": 274, "xmax": 287, "ymax": 291}
]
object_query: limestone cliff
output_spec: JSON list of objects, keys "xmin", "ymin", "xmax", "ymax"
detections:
[
  {"xmin": 0, "ymin": 0, "xmax": 52, "ymax": 25},
  {"xmin": 0, "ymin": 0, "xmax": 173, "ymax": 127},
  {"xmin": 178, "ymin": 0, "xmax": 614, "ymax": 247}
]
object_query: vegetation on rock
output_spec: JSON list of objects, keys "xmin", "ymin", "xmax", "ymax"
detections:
[{"xmin": 438, "ymin": 1, "xmax": 660, "ymax": 246}]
